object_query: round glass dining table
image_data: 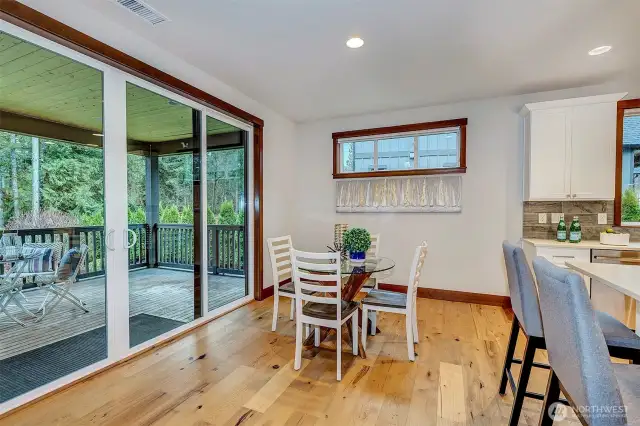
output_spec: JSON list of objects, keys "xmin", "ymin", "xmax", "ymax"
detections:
[
  {"xmin": 340, "ymin": 257, "xmax": 395, "ymax": 276},
  {"xmin": 303, "ymin": 256, "xmax": 396, "ymax": 357}
]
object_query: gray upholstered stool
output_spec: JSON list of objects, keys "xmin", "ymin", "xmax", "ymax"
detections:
[
  {"xmin": 500, "ymin": 243, "xmax": 640, "ymax": 426},
  {"xmin": 533, "ymin": 257, "xmax": 640, "ymax": 426}
]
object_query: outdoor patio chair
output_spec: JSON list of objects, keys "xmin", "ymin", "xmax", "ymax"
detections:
[
  {"xmin": 0, "ymin": 259, "xmax": 37, "ymax": 326},
  {"xmin": 36, "ymin": 244, "xmax": 89, "ymax": 322},
  {"xmin": 20, "ymin": 242, "xmax": 63, "ymax": 287}
]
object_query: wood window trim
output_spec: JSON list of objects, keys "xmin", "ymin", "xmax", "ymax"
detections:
[
  {"xmin": 0, "ymin": 0, "xmax": 266, "ymax": 300},
  {"xmin": 332, "ymin": 118, "xmax": 468, "ymax": 179},
  {"xmin": 615, "ymin": 98, "xmax": 640, "ymax": 227}
]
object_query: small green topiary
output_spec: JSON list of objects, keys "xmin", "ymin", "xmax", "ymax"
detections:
[{"xmin": 343, "ymin": 227, "xmax": 371, "ymax": 253}]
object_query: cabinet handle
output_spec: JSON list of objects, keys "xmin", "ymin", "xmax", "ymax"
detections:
[
  {"xmin": 566, "ymin": 194, "xmax": 571, "ymax": 198},
  {"xmin": 572, "ymin": 194, "xmax": 576, "ymax": 198}
]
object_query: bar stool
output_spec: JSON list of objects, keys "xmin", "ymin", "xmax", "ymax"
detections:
[
  {"xmin": 533, "ymin": 257, "xmax": 640, "ymax": 425},
  {"xmin": 500, "ymin": 242, "xmax": 640, "ymax": 426}
]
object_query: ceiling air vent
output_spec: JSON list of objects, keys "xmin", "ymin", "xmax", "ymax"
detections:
[{"xmin": 112, "ymin": 0, "xmax": 169, "ymax": 25}]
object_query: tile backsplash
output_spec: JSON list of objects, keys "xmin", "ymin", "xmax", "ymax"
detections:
[
  {"xmin": 523, "ymin": 201, "xmax": 640, "ymax": 241},
  {"xmin": 523, "ymin": 201, "xmax": 613, "ymax": 240}
]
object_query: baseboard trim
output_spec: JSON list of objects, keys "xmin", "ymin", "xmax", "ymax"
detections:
[
  {"xmin": 261, "ymin": 285, "xmax": 275, "ymax": 300},
  {"xmin": 378, "ymin": 283, "xmax": 511, "ymax": 308}
]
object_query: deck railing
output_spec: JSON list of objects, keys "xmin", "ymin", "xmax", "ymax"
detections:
[
  {"xmin": 11, "ymin": 224, "xmax": 244, "ymax": 279},
  {"xmin": 157, "ymin": 224, "xmax": 245, "ymax": 276}
]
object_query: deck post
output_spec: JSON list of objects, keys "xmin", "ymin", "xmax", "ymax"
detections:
[{"xmin": 145, "ymin": 153, "xmax": 160, "ymax": 267}]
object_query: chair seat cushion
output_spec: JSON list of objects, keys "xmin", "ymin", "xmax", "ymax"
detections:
[
  {"xmin": 278, "ymin": 282, "xmax": 314, "ymax": 295},
  {"xmin": 596, "ymin": 311, "xmax": 640, "ymax": 351},
  {"xmin": 58, "ymin": 248, "xmax": 80, "ymax": 281},
  {"xmin": 613, "ymin": 364, "xmax": 640, "ymax": 423},
  {"xmin": 20, "ymin": 247, "xmax": 53, "ymax": 273},
  {"xmin": 362, "ymin": 289, "xmax": 407, "ymax": 309},
  {"xmin": 302, "ymin": 300, "xmax": 359, "ymax": 320}
]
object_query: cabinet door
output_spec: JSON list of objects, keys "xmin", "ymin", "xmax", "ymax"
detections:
[
  {"xmin": 569, "ymin": 103, "xmax": 617, "ymax": 200},
  {"xmin": 529, "ymin": 108, "xmax": 571, "ymax": 200}
]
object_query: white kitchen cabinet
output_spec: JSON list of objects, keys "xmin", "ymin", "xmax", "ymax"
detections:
[
  {"xmin": 521, "ymin": 240, "xmax": 591, "ymax": 295},
  {"xmin": 522, "ymin": 93, "xmax": 626, "ymax": 201}
]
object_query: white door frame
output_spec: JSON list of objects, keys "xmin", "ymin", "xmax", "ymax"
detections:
[{"xmin": 0, "ymin": 20, "xmax": 255, "ymax": 415}]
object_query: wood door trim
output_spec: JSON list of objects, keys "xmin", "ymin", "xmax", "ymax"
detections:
[{"xmin": 614, "ymin": 98, "xmax": 640, "ymax": 226}]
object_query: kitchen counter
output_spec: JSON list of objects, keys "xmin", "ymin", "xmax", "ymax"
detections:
[{"xmin": 522, "ymin": 238, "xmax": 640, "ymax": 251}]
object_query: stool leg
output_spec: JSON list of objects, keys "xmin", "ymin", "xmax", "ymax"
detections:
[
  {"xmin": 538, "ymin": 370, "xmax": 561, "ymax": 426},
  {"xmin": 499, "ymin": 317, "xmax": 520, "ymax": 395},
  {"xmin": 508, "ymin": 339, "xmax": 536, "ymax": 426}
]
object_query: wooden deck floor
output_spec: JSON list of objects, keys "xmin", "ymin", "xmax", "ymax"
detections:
[
  {"xmin": 0, "ymin": 297, "xmax": 584, "ymax": 425},
  {"xmin": 0, "ymin": 268, "xmax": 246, "ymax": 361}
]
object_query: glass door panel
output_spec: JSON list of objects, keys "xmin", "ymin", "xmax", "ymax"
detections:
[
  {"xmin": 126, "ymin": 83, "xmax": 201, "ymax": 347},
  {"xmin": 205, "ymin": 115, "xmax": 248, "ymax": 311},
  {"xmin": 0, "ymin": 31, "xmax": 106, "ymax": 402}
]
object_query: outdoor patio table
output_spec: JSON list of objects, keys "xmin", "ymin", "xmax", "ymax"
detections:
[{"xmin": 302, "ymin": 257, "xmax": 395, "ymax": 358}]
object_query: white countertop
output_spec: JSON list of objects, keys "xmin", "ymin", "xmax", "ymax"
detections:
[
  {"xmin": 566, "ymin": 261, "xmax": 640, "ymax": 300},
  {"xmin": 523, "ymin": 238, "xmax": 640, "ymax": 251}
]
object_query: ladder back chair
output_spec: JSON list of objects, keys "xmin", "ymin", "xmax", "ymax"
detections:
[
  {"xmin": 291, "ymin": 249, "xmax": 358, "ymax": 381},
  {"xmin": 267, "ymin": 235, "xmax": 301, "ymax": 331},
  {"xmin": 361, "ymin": 241, "xmax": 427, "ymax": 361}
]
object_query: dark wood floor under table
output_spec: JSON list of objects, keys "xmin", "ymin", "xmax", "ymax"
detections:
[
  {"xmin": 0, "ymin": 297, "xmax": 582, "ymax": 425},
  {"xmin": 0, "ymin": 268, "xmax": 246, "ymax": 361}
]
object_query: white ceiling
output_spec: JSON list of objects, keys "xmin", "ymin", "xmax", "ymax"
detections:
[{"xmin": 18, "ymin": 0, "xmax": 640, "ymax": 122}]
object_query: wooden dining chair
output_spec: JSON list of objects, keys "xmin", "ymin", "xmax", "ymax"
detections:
[
  {"xmin": 361, "ymin": 241, "xmax": 427, "ymax": 361},
  {"xmin": 291, "ymin": 249, "xmax": 358, "ymax": 381},
  {"xmin": 267, "ymin": 236, "xmax": 296, "ymax": 331}
]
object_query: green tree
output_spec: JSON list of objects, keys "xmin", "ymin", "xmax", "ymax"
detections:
[
  {"xmin": 128, "ymin": 207, "xmax": 146, "ymax": 224},
  {"xmin": 160, "ymin": 204, "xmax": 180, "ymax": 223},
  {"xmin": 236, "ymin": 209, "xmax": 245, "ymax": 226},
  {"xmin": 218, "ymin": 201, "xmax": 237, "ymax": 225},
  {"xmin": 180, "ymin": 206, "xmax": 193, "ymax": 224},
  {"xmin": 207, "ymin": 207, "xmax": 217, "ymax": 224},
  {"xmin": 622, "ymin": 188, "xmax": 640, "ymax": 222}
]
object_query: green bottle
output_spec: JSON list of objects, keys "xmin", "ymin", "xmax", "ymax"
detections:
[
  {"xmin": 556, "ymin": 217, "xmax": 567, "ymax": 242},
  {"xmin": 569, "ymin": 216, "xmax": 582, "ymax": 243}
]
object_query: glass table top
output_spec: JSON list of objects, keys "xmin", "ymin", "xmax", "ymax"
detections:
[{"xmin": 340, "ymin": 257, "xmax": 395, "ymax": 276}]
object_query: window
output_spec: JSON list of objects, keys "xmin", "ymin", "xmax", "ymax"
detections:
[
  {"xmin": 616, "ymin": 100, "xmax": 640, "ymax": 225},
  {"xmin": 332, "ymin": 119, "xmax": 467, "ymax": 178}
]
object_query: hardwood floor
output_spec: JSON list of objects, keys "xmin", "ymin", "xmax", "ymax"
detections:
[{"xmin": 0, "ymin": 297, "xmax": 581, "ymax": 425}]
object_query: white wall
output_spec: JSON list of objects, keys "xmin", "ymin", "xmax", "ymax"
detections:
[
  {"xmin": 19, "ymin": 0, "xmax": 297, "ymax": 289},
  {"xmin": 292, "ymin": 81, "xmax": 640, "ymax": 296}
]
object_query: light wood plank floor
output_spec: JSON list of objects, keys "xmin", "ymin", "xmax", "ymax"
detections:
[
  {"xmin": 0, "ymin": 269, "xmax": 245, "ymax": 360},
  {"xmin": 0, "ymin": 297, "xmax": 582, "ymax": 425}
]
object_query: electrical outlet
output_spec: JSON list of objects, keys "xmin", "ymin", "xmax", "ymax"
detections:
[
  {"xmin": 538, "ymin": 213, "xmax": 547, "ymax": 224},
  {"xmin": 598, "ymin": 213, "xmax": 608, "ymax": 225},
  {"xmin": 551, "ymin": 213, "xmax": 561, "ymax": 224}
]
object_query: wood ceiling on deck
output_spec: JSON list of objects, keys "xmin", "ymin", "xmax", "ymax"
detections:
[{"xmin": 0, "ymin": 31, "xmax": 240, "ymax": 144}]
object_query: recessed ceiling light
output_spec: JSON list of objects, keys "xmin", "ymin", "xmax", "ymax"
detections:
[
  {"xmin": 346, "ymin": 37, "xmax": 364, "ymax": 49},
  {"xmin": 92, "ymin": 133, "xmax": 104, "ymax": 137},
  {"xmin": 588, "ymin": 45, "xmax": 612, "ymax": 56}
]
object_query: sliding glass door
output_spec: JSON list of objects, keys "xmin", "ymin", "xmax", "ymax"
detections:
[
  {"xmin": 0, "ymin": 21, "xmax": 253, "ymax": 411},
  {"xmin": 205, "ymin": 115, "xmax": 249, "ymax": 311},
  {"xmin": 125, "ymin": 82, "xmax": 202, "ymax": 347},
  {"xmin": 0, "ymin": 30, "xmax": 107, "ymax": 403}
]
